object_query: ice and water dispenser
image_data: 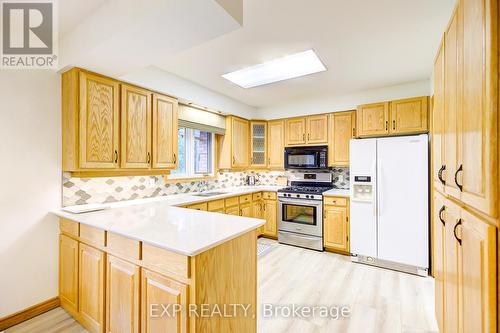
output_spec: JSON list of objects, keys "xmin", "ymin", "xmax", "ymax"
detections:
[{"xmin": 352, "ymin": 176, "xmax": 373, "ymax": 201}]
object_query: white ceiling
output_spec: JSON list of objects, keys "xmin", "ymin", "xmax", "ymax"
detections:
[
  {"xmin": 156, "ymin": 0, "xmax": 455, "ymax": 108},
  {"xmin": 58, "ymin": 0, "xmax": 107, "ymax": 36}
]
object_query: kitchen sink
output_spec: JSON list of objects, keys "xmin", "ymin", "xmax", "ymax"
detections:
[{"xmin": 192, "ymin": 191, "xmax": 228, "ymax": 197}]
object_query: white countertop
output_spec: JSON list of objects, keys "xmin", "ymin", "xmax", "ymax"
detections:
[
  {"xmin": 52, "ymin": 186, "xmax": 283, "ymax": 257},
  {"xmin": 323, "ymin": 188, "xmax": 350, "ymax": 197}
]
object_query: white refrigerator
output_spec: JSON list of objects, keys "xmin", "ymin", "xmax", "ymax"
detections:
[{"xmin": 349, "ymin": 134, "xmax": 429, "ymax": 276}]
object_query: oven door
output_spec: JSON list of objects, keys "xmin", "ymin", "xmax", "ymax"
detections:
[
  {"xmin": 284, "ymin": 149, "xmax": 320, "ymax": 169},
  {"xmin": 278, "ymin": 198, "xmax": 323, "ymax": 237}
]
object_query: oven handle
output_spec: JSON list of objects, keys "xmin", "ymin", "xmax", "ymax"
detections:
[
  {"xmin": 278, "ymin": 198, "xmax": 323, "ymax": 207},
  {"xmin": 279, "ymin": 231, "xmax": 321, "ymax": 241}
]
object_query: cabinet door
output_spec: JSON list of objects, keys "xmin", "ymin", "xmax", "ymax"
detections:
[
  {"xmin": 285, "ymin": 118, "xmax": 306, "ymax": 145},
  {"xmin": 59, "ymin": 235, "xmax": 78, "ymax": 314},
  {"xmin": 389, "ymin": 97, "xmax": 428, "ymax": 134},
  {"xmin": 250, "ymin": 121, "xmax": 267, "ymax": 168},
  {"xmin": 268, "ymin": 120, "xmax": 285, "ymax": 169},
  {"xmin": 106, "ymin": 255, "xmax": 140, "ymax": 333},
  {"xmin": 459, "ymin": 0, "xmax": 497, "ymax": 217},
  {"xmin": 443, "ymin": 198, "xmax": 462, "ymax": 333},
  {"xmin": 329, "ymin": 111, "xmax": 355, "ymax": 166},
  {"xmin": 121, "ymin": 85, "xmax": 152, "ymax": 169},
  {"xmin": 263, "ymin": 200, "xmax": 277, "ymax": 237},
  {"xmin": 141, "ymin": 269, "xmax": 188, "ymax": 333},
  {"xmin": 432, "ymin": 192, "xmax": 446, "ymax": 333},
  {"xmin": 240, "ymin": 203, "xmax": 252, "ymax": 217},
  {"xmin": 461, "ymin": 209, "xmax": 497, "ymax": 333},
  {"xmin": 252, "ymin": 200, "xmax": 264, "ymax": 236},
  {"xmin": 79, "ymin": 72, "xmax": 120, "ymax": 169},
  {"xmin": 443, "ymin": 9, "xmax": 462, "ymax": 200},
  {"xmin": 433, "ymin": 41, "xmax": 446, "ymax": 193},
  {"xmin": 323, "ymin": 205, "xmax": 349, "ymax": 252},
  {"xmin": 306, "ymin": 115, "xmax": 328, "ymax": 144},
  {"xmin": 356, "ymin": 102, "xmax": 389, "ymax": 137},
  {"xmin": 232, "ymin": 117, "xmax": 250, "ymax": 167},
  {"xmin": 79, "ymin": 243, "xmax": 105, "ymax": 333},
  {"xmin": 152, "ymin": 94, "xmax": 178, "ymax": 169}
]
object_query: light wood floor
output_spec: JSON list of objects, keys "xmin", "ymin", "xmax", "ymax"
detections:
[{"xmin": 6, "ymin": 240, "xmax": 437, "ymax": 333}]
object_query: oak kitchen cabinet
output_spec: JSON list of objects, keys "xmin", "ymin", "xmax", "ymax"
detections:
[
  {"xmin": 267, "ymin": 120, "xmax": 285, "ymax": 170},
  {"xmin": 262, "ymin": 192, "xmax": 278, "ymax": 238},
  {"xmin": 62, "ymin": 68, "xmax": 179, "ymax": 177},
  {"xmin": 250, "ymin": 121, "xmax": 267, "ymax": 168},
  {"xmin": 433, "ymin": 0, "xmax": 498, "ymax": 218},
  {"xmin": 218, "ymin": 116, "xmax": 250, "ymax": 169},
  {"xmin": 58, "ymin": 218, "xmax": 258, "ymax": 333},
  {"xmin": 433, "ymin": 194, "xmax": 497, "ymax": 333},
  {"xmin": 432, "ymin": 39, "xmax": 445, "ymax": 195},
  {"xmin": 323, "ymin": 196, "xmax": 349, "ymax": 253},
  {"xmin": 252, "ymin": 192, "xmax": 264, "ymax": 236},
  {"xmin": 121, "ymin": 84, "xmax": 152, "ymax": 169},
  {"xmin": 328, "ymin": 111, "xmax": 355, "ymax": 167},
  {"xmin": 285, "ymin": 115, "xmax": 328, "ymax": 146},
  {"xmin": 356, "ymin": 98, "xmax": 428, "ymax": 138}
]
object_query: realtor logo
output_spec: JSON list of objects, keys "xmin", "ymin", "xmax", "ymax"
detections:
[{"xmin": 1, "ymin": 0, "xmax": 57, "ymax": 68}]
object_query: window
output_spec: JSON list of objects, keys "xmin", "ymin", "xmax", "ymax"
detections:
[{"xmin": 170, "ymin": 127, "xmax": 214, "ymax": 179}]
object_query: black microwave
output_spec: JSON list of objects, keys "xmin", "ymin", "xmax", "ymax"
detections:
[{"xmin": 284, "ymin": 146, "xmax": 328, "ymax": 170}]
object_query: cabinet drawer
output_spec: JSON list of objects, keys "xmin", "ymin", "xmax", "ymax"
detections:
[
  {"xmin": 324, "ymin": 196, "xmax": 347, "ymax": 206},
  {"xmin": 252, "ymin": 192, "xmax": 262, "ymax": 200},
  {"xmin": 107, "ymin": 232, "xmax": 141, "ymax": 260},
  {"xmin": 225, "ymin": 196, "xmax": 239, "ymax": 207},
  {"xmin": 60, "ymin": 218, "xmax": 79, "ymax": 237},
  {"xmin": 142, "ymin": 243, "xmax": 190, "ymax": 279},
  {"xmin": 187, "ymin": 202, "xmax": 208, "ymax": 211},
  {"xmin": 80, "ymin": 224, "xmax": 105, "ymax": 247},
  {"xmin": 208, "ymin": 199, "xmax": 224, "ymax": 212},
  {"xmin": 262, "ymin": 192, "xmax": 277, "ymax": 200},
  {"xmin": 239, "ymin": 194, "xmax": 252, "ymax": 204}
]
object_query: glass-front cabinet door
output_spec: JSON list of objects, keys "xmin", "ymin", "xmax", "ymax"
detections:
[{"xmin": 250, "ymin": 121, "xmax": 267, "ymax": 168}]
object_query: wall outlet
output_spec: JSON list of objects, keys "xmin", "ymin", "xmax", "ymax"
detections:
[
  {"xmin": 338, "ymin": 175, "xmax": 344, "ymax": 182},
  {"xmin": 149, "ymin": 178, "xmax": 156, "ymax": 186}
]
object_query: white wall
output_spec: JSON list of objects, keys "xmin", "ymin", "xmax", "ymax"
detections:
[
  {"xmin": 255, "ymin": 80, "xmax": 431, "ymax": 119},
  {"xmin": 121, "ymin": 66, "xmax": 257, "ymax": 119},
  {"xmin": 0, "ymin": 71, "xmax": 61, "ymax": 317}
]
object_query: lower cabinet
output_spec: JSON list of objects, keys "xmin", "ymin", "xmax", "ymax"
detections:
[
  {"xmin": 79, "ymin": 243, "xmax": 105, "ymax": 333},
  {"xmin": 240, "ymin": 203, "xmax": 252, "ymax": 217},
  {"xmin": 433, "ymin": 191, "xmax": 497, "ymax": 333},
  {"xmin": 263, "ymin": 199, "xmax": 277, "ymax": 237},
  {"xmin": 141, "ymin": 269, "xmax": 188, "ymax": 333},
  {"xmin": 252, "ymin": 199, "xmax": 264, "ymax": 236},
  {"xmin": 106, "ymin": 255, "xmax": 140, "ymax": 333},
  {"xmin": 60, "ymin": 235, "xmax": 79, "ymax": 315},
  {"xmin": 323, "ymin": 203, "xmax": 349, "ymax": 253},
  {"xmin": 226, "ymin": 205, "xmax": 240, "ymax": 216}
]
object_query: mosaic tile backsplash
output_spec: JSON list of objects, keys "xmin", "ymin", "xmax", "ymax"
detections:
[{"xmin": 62, "ymin": 168, "xmax": 350, "ymax": 206}]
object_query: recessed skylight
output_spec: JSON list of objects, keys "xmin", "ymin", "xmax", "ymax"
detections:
[{"xmin": 222, "ymin": 49, "xmax": 327, "ymax": 88}]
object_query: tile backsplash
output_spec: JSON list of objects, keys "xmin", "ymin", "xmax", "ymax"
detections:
[{"xmin": 62, "ymin": 168, "xmax": 349, "ymax": 206}]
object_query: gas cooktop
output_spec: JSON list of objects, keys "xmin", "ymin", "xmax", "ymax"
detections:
[{"xmin": 278, "ymin": 186, "xmax": 333, "ymax": 195}]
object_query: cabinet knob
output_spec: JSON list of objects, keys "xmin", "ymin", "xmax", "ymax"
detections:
[
  {"xmin": 385, "ymin": 121, "xmax": 388, "ymax": 131},
  {"xmin": 147, "ymin": 152, "xmax": 151, "ymax": 164},
  {"xmin": 392, "ymin": 120, "xmax": 396, "ymax": 130},
  {"xmin": 114, "ymin": 150, "xmax": 118, "ymax": 163},
  {"xmin": 173, "ymin": 153, "xmax": 177, "ymax": 164}
]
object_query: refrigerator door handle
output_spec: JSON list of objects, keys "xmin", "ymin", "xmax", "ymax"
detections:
[{"xmin": 372, "ymin": 160, "xmax": 377, "ymax": 217}]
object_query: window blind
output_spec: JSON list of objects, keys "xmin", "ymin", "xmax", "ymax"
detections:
[{"xmin": 178, "ymin": 104, "xmax": 226, "ymax": 134}]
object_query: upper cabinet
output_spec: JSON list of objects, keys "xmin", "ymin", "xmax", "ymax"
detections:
[
  {"xmin": 389, "ymin": 97, "xmax": 428, "ymax": 134},
  {"xmin": 285, "ymin": 115, "xmax": 328, "ymax": 146},
  {"xmin": 267, "ymin": 120, "xmax": 285, "ymax": 170},
  {"xmin": 77, "ymin": 71, "xmax": 120, "ymax": 169},
  {"xmin": 152, "ymin": 94, "xmax": 178, "ymax": 169},
  {"xmin": 250, "ymin": 121, "xmax": 267, "ymax": 168},
  {"xmin": 357, "ymin": 98, "xmax": 428, "ymax": 138},
  {"xmin": 432, "ymin": 0, "xmax": 498, "ymax": 218},
  {"xmin": 121, "ymin": 85, "xmax": 152, "ymax": 169},
  {"xmin": 285, "ymin": 118, "xmax": 307, "ymax": 145},
  {"xmin": 328, "ymin": 111, "xmax": 355, "ymax": 167},
  {"xmin": 218, "ymin": 116, "xmax": 250, "ymax": 169},
  {"xmin": 356, "ymin": 102, "xmax": 389, "ymax": 137},
  {"xmin": 433, "ymin": 40, "xmax": 445, "ymax": 194},
  {"xmin": 62, "ymin": 68, "xmax": 179, "ymax": 177}
]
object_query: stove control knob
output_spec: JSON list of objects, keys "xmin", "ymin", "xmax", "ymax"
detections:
[
  {"xmin": 305, "ymin": 195, "xmax": 310, "ymax": 199},
  {"xmin": 296, "ymin": 194, "xmax": 300, "ymax": 198}
]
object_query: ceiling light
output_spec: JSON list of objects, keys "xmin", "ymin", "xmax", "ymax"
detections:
[{"xmin": 222, "ymin": 49, "xmax": 327, "ymax": 88}]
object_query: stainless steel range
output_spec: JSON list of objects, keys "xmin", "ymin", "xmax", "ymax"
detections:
[{"xmin": 277, "ymin": 172, "xmax": 333, "ymax": 251}]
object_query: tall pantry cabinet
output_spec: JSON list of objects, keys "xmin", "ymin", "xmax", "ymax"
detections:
[{"xmin": 431, "ymin": 0, "xmax": 498, "ymax": 332}]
